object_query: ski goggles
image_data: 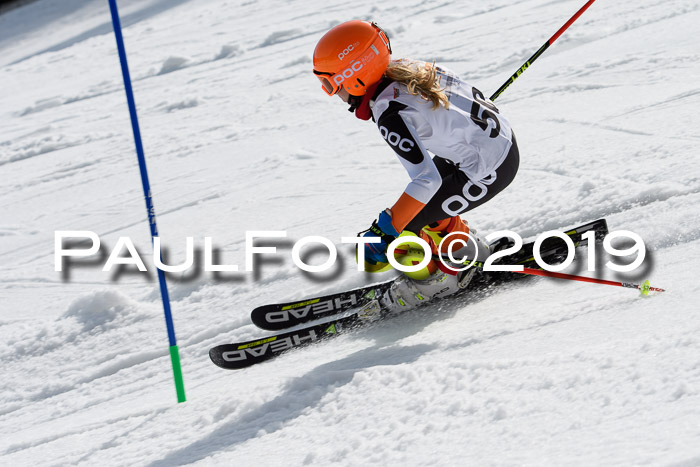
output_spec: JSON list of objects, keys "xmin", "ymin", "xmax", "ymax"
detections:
[
  {"xmin": 313, "ymin": 69, "xmax": 341, "ymax": 96},
  {"xmin": 313, "ymin": 22, "xmax": 391, "ymax": 97}
]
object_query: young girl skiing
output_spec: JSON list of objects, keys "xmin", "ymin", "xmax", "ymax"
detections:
[{"xmin": 312, "ymin": 20, "xmax": 520, "ymax": 317}]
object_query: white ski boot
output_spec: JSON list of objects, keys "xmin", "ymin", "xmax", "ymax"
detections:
[
  {"xmin": 357, "ymin": 267, "xmax": 475, "ymax": 321},
  {"xmin": 356, "ymin": 220, "xmax": 489, "ymax": 322}
]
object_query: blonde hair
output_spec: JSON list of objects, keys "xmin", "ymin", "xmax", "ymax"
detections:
[{"xmin": 384, "ymin": 60, "xmax": 449, "ymax": 110}]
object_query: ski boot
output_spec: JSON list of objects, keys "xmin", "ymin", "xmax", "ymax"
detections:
[
  {"xmin": 357, "ymin": 262, "xmax": 478, "ymax": 321},
  {"xmin": 356, "ymin": 217, "xmax": 488, "ymax": 322},
  {"xmin": 378, "ymin": 266, "xmax": 475, "ymax": 314}
]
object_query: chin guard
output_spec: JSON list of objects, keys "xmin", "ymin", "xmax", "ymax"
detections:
[{"xmin": 347, "ymin": 94, "xmax": 363, "ymax": 112}]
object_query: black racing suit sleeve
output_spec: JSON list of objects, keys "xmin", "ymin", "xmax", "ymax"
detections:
[
  {"xmin": 376, "ymin": 101, "xmax": 427, "ymax": 165},
  {"xmin": 375, "ymin": 100, "xmax": 442, "ymax": 206}
]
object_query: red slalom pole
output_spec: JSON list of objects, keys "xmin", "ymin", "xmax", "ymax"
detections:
[
  {"xmin": 519, "ymin": 267, "xmax": 665, "ymax": 295},
  {"xmin": 490, "ymin": 0, "xmax": 597, "ymax": 101}
]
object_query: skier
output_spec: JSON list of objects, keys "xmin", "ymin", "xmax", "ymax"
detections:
[{"xmin": 312, "ymin": 20, "xmax": 520, "ymax": 318}]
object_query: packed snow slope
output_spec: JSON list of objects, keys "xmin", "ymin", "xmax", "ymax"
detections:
[{"xmin": 1, "ymin": 0, "xmax": 699, "ymax": 465}]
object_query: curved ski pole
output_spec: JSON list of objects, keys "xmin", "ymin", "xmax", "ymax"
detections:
[
  {"xmin": 490, "ymin": 0, "xmax": 597, "ymax": 101},
  {"xmin": 519, "ymin": 267, "xmax": 665, "ymax": 295}
]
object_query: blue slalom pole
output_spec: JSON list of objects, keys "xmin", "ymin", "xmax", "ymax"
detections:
[{"xmin": 108, "ymin": 0, "xmax": 186, "ymax": 403}]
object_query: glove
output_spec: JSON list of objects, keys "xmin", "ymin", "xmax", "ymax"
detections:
[{"xmin": 362, "ymin": 210, "xmax": 400, "ymax": 265}]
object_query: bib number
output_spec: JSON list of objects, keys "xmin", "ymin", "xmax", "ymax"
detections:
[{"xmin": 469, "ymin": 87, "xmax": 501, "ymax": 138}]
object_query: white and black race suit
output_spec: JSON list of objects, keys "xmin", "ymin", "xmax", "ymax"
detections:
[{"xmin": 370, "ymin": 61, "xmax": 520, "ymax": 232}]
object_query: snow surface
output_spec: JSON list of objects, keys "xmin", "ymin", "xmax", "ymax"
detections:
[{"xmin": 1, "ymin": 0, "xmax": 699, "ymax": 465}]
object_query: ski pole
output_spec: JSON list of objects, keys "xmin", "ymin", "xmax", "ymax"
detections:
[
  {"xmin": 519, "ymin": 267, "xmax": 665, "ymax": 295},
  {"xmin": 108, "ymin": 0, "xmax": 186, "ymax": 403},
  {"xmin": 490, "ymin": 0, "xmax": 597, "ymax": 101}
]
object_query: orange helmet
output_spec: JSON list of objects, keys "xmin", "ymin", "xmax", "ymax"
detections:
[{"xmin": 313, "ymin": 20, "xmax": 391, "ymax": 98}]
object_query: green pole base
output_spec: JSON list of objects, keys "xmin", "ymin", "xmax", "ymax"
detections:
[{"xmin": 169, "ymin": 345, "xmax": 186, "ymax": 403}]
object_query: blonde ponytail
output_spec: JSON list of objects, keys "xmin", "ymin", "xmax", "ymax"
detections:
[{"xmin": 384, "ymin": 60, "xmax": 449, "ymax": 110}]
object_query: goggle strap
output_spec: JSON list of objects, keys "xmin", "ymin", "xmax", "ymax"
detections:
[{"xmin": 371, "ymin": 22, "xmax": 392, "ymax": 54}]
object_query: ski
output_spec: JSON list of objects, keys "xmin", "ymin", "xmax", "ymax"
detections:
[
  {"xmin": 479, "ymin": 218, "xmax": 608, "ymax": 282},
  {"xmin": 210, "ymin": 219, "xmax": 609, "ymax": 370},
  {"xmin": 209, "ymin": 312, "xmax": 363, "ymax": 369},
  {"xmin": 250, "ymin": 218, "xmax": 609, "ymax": 330},
  {"xmin": 250, "ymin": 280, "xmax": 394, "ymax": 331}
]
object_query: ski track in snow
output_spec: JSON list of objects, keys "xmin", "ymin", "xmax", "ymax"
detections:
[{"xmin": 1, "ymin": 0, "xmax": 699, "ymax": 465}]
